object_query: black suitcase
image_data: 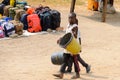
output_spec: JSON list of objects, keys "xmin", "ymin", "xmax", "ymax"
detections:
[
  {"xmin": 50, "ymin": 10, "xmax": 61, "ymax": 30},
  {"xmin": 2, "ymin": 0, "xmax": 10, "ymax": 5}
]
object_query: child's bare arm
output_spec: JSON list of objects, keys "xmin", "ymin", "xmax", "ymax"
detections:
[
  {"xmin": 57, "ymin": 37, "xmax": 62, "ymax": 44},
  {"xmin": 79, "ymin": 38, "xmax": 82, "ymax": 52},
  {"xmin": 72, "ymin": 27, "xmax": 78, "ymax": 38},
  {"xmin": 79, "ymin": 38, "xmax": 81, "ymax": 45}
]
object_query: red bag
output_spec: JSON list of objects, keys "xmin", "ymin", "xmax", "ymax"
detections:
[{"xmin": 27, "ymin": 14, "xmax": 42, "ymax": 32}]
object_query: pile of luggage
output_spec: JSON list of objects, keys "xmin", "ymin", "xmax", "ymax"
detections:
[{"xmin": 0, "ymin": 0, "xmax": 61, "ymax": 38}]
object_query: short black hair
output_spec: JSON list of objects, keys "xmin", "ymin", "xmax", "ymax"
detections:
[{"xmin": 68, "ymin": 12, "xmax": 76, "ymax": 18}]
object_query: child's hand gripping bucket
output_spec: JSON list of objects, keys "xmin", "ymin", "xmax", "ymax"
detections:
[{"xmin": 59, "ymin": 33, "xmax": 81, "ymax": 55}]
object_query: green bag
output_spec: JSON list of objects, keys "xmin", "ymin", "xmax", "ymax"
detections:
[
  {"xmin": 3, "ymin": 5, "xmax": 13, "ymax": 17},
  {"xmin": 9, "ymin": 7, "xmax": 19, "ymax": 19},
  {"xmin": 16, "ymin": 4, "xmax": 25, "ymax": 9}
]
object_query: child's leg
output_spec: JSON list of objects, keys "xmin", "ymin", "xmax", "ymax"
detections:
[
  {"xmin": 60, "ymin": 53, "xmax": 71, "ymax": 73},
  {"xmin": 77, "ymin": 54, "xmax": 88, "ymax": 67},
  {"xmin": 77, "ymin": 54, "xmax": 91, "ymax": 73},
  {"xmin": 66, "ymin": 55, "xmax": 73, "ymax": 72},
  {"xmin": 53, "ymin": 53, "xmax": 70, "ymax": 78},
  {"xmin": 72, "ymin": 55, "xmax": 80, "ymax": 79}
]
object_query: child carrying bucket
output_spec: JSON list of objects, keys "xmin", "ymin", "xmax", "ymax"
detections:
[
  {"xmin": 53, "ymin": 12, "xmax": 90, "ymax": 79},
  {"xmin": 66, "ymin": 13, "xmax": 91, "ymax": 74}
]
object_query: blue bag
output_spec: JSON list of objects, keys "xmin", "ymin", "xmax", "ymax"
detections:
[
  {"xmin": 39, "ymin": 11, "xmax": 52, "ymax": 31},
  {"xmin": 3, "ymin": 17, "xmax": 12, "ymax": 22},
  {"xmin": 20, "ymin": 13, "xmax": 28, "ymax": 30},
  {"xmin": 2, "ymin": 22, "xmax": 15, "ymax": 37}
]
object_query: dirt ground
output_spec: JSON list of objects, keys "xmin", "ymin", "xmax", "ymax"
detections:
[{"xmin": 0, "ymin": 1, "xmax": 120, "ymax": 80}]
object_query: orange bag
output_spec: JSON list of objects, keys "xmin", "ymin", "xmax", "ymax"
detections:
[
  {"xmin": 88, "ymin": 0, "xmax": 98, "ymax": 11},
  {"xmin": 26, "ymin": 8, "xmax": 35, "ymax": 15},
  {"xmin": 27, "ymin": 14, "xmax": 42, "ymax": 32}
]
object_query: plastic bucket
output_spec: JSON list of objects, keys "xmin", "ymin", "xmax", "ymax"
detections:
[
  {"xmin": 59, "ymin": 33, "xmax": 81, "ymax": 55},
  {"xmin": 51, "ymin": 51, "xmax": 64, "ymax": 65}
]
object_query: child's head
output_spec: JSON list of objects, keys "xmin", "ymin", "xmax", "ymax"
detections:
[{"xmin": 68, "ymin": 12, "xmax": 77, "ymax": 24}]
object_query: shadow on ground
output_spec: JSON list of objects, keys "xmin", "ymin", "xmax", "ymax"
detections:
[
  {"xmin": 81, "ymin": 72, "xmax": 109, "ymax": 80},
  {"xmin": 78, "ymin": 10, "xmax": 120, "ymax": 27}
]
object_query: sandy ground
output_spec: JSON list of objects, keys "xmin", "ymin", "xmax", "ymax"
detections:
[{"xmin": 0, "ymin": 3, "xmax": 120, "ymax": 80}]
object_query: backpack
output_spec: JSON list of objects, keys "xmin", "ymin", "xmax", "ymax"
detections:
[
  {"xmin": 39, "ymin": 11, "xmax": 52, "ymax": 31},
  {"xmin": 1, "ymin": 22, "xmax": 15, "ymax": 37},
  {"xmin": 14, "ymin": 9, "xmax": 25, "ymax": 21},
  {"xmin": 16, "ymin": 0, "xmax": 27, "ymax": 6},
  {"xmin": 26, "ymin": 8, "xmax": 35, "ymax": 15},
  {"xmin": 20, "ymin": 13, "xmax": 28, "ymax": 30},
  {"xmin": 10, "ymin": 0, "xmax": 16, "ymax": 7},
  {"xmin": 16, "ymin": 4, "xmax": 25, "ymax": 9},
  {"xmin": 3, "ymin": 17, "xmax": 12, "ymax": 22},
  {"xmin": 2, "ymin": 0, "xmax": 16, "ymax": 7},
  {"xmin": 36, "ymin": 6, "xmax": 53, "ymax": 31},
  {"xmin": 2, "ymin": 0, "xmax": 10, "ymax": 5},
  {"xmin": 0, "ymin": 3, "xmax": 5, "ymax": 15},
  {"xmin": 10, "ymin": 20, "xmax": 23, "ymax": 35},
  {"xmin": 15, "ymin": 22, "xmax": 23, "ymax": 35},
  {"xmin": 27, "ymin": 14, "xmax": 42, "ymax": 32},
  {"xmin": 9, "ymin": 7, "xmax": 19, "ymax": 20},
  {"xmin": 3, "ymin": 5, "xmax": 13, "ymax": 17},
  {"xmin": 0, "ymin": 20, "xmax": 6, "ymax": 26},
  {"xmin": 50, "ymin": 10, "xmax": 61, "ymax": 30},
  {"xmin": 35, "ymin": 5, "xmax": 50, "ymax": 14},
  {"xmin": 88, "ymin": 0, "xmax": 98, "ymax": 11},
  {"xmin": 0, "ymin": 26, "xmax": 4, "ymax": 38}
]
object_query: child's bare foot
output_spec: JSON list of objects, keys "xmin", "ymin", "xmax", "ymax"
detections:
[
  {"xmin": 53, "ymin": 73, "xmax": 63, "ymax": 79},
  {"xmin": 71, "ymin": 75, "xmax": 80, "ymax": 79},
  {"xmin": 86, "ymin": 65, "xmax": 91, "ymax": 73},
  {"xmin": 71, "ymin": 73, "xmax": 80, "ymax": 79},
  {"xmin": 56, "ymin": 27, "xmax": 64, "ymax": 31}
]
